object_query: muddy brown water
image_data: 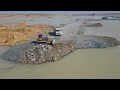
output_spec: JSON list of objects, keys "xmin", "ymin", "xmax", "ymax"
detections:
[
  {"xmin": 0, "ymin": 20, "xmax": 120, "ymax": 79},
  {"xmin": 0, "ymin": 46, "xmax": 120, "ymax": 79}
]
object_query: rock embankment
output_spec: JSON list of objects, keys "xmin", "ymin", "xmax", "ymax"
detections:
[
  {"xmin": 2, "ymin": 36, "xmax": 120, "ymax": 64},
  {"xmin": 76, "ymin": 36, "xmax": 120, "ymax": 48}
]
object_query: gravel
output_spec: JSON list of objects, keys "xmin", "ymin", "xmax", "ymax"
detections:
[{"xmin": 1, "ymin": 36, "xmax": 120, "ymax": 64}]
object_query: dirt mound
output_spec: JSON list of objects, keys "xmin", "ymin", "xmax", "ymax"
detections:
[
  {"xmin": 0, "ymin": 31, "xmax": 27, "ymax": 46},
  {"xmin": 85, "ymin": 23, "xmax": 103, "ymax": 27},
  {"xmin": 0, "ymin": 23, "xmax": 53, "ymax": 46}
]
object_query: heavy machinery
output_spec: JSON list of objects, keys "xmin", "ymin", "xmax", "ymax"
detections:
[
  {"xmin": 37, "ymin": 34, "xmax": 55, "ymax": 45},
  {"xmin": 53, "ymin": 27, "xmax": 63, "ymax": 36}
]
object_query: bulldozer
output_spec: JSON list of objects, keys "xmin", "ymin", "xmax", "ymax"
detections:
[{"xmin": 37, "ymin": 34, "xmax": 55, "ymax": 45}]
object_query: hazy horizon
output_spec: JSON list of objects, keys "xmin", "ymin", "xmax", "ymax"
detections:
[{"xmin": 0, "ymin": 11, "xmax": 120, "ymax": 14}]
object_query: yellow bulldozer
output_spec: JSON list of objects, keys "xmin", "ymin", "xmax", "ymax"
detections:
[{"xmin": 37, "ymin": 34, "xmax": 55, "ymax": 45}]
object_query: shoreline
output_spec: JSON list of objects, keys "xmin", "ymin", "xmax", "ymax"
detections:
[
  {"xmin": 0, "ymin": 15, "xmax": 120, "ymax": 64},
  {"xmin": 0, "ymin": 15, "xmax": 120, "ymax": 78},
  {"xmin": 1, "ymin": 20, "xmax": 120, "ymax": 64}
]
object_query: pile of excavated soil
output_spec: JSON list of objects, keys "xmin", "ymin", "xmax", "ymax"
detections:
[
  {"xmin": 0, "ymin": 31, "xmax": 27, "ymax": 46},
  {"xmin": 84, "ymin": 23, "xmax": 103, "ymax": 27},
  {"xmin": 0, "ymin": 23, "xmax": 53, "ymax": 46},
  {"xmin": 2, "ymin": 36, "xmax": 120, "ymax": 64}
]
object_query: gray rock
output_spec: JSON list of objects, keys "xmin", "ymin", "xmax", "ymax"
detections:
[
  {"xmin": 2, "ymin": 36, "xmax": 120, "ymax": 64},
  {"xmin": 31, "ymin": 58, "xmax": 36, "ymax": 61},
  {"xmin": 42, "ymin": 48, "xmax": 46, "ymax": 52},
  {"xmin": 26, "ymin": 54, "xmax": 31, "ymax": 58},
  {"xmin": 28, "ymin": 49, "xmax": 33, "ymax": 52},
  {"xmin": 30, "ymin": 52, "xmax": 35, "ymax": 55}
]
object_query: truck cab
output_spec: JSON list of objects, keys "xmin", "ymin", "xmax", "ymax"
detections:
[{"xmin": 53, "ymin": 27, "xmax": 63, "ymax": 36}]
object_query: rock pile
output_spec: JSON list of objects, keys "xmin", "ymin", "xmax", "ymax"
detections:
[
  {"xmin": 45, "ymin": 40, "xmax": 77, "ymax": 62},
  {"xmin": 23, "ymin": 44, "xmax": 52, "ymax": 64},
  {"xmin": 2, "ymin": 40, "xmax": 77, "ymax": 64},
  {"xmin": 76, "ymin": 40, "xmax": 108, "ymax": 48},
  {"xmin": 2, "ymin": 36, "xmax": 120, "ymax": 64}
]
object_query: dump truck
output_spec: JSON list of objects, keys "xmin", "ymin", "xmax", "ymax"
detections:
[
  {"xmin": 53, "ymin": 27, "xmax": 63, "ymax": 36},
  {"xmin": 37, "ymin": 34, "xmax": 55, "ymax": 45}
]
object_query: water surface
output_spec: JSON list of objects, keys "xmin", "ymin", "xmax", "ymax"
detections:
[{"xmin": 0, "ymin": 18, "xmax": 120, "ymax": 79}]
